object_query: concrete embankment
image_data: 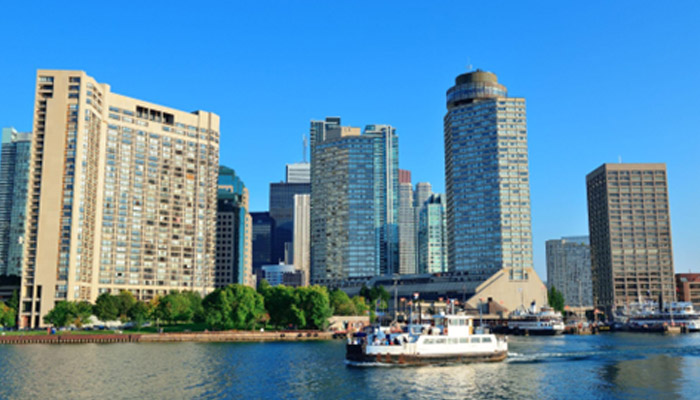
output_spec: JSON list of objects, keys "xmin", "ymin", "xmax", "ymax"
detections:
[{"xmin": 0, "ymin": 330, "xmax": 334, "ymax": 345}]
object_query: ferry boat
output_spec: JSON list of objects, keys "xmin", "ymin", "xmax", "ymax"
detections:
[
  {"xmin": 624, "ymin": 301, "xmax": 700, "ymax": 332},
  {"xmin": 345, "ymin": 314, "xmax": 507, "ymax": 366},
  {"xmin": 503, "ymin": 304, "xmax": 565, "ymax": 335}
]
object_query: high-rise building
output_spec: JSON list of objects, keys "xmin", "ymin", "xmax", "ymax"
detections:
[
  {"xmin": 398, "ymin": 170, "xmax": 416, "ymax": 274},
  {"xmin": 21, "ymin": 70, "xmax": 220, "ymax": 328},
  {"xmin": 269, "ymin": 181, "xmax": 310, "ymax": 264},
  {"xmin": 216, "ymin": 166, "xmax": 253, "ymax": 288},
  {"xmin": 545, "ymin": 236, "xmax": 593, "ymax": 307},
  {"xmin": 0, "ymin": 127, "xmax": 32, "ymax": 277},
  {"xmin": 414, "ymin": 182, "xmax": 432, "ymax": 210},
  {"xmin": 285, "ymin": 162, "xmax": 310, "ymax": 184},
  {"xmin": 444, "ymin": 70, "xmax": 533, "ymax": 279},
  {"xmin": 251, "ymin": 211, "xmax": 274, "ymax": 274},
  {"xmin": 586, "ymin": 163, "xmax": 675, "ymax": 317},
  {"xmin": 365, "ymin": 124, "xmax": 399, "ymax": 276},
  {"xmin": 293, "ymin": 194, "xmax": 310, "ymax": 286},
  {"xmin": 418, "ymin": 194, "xmax": 448, "ymax": 274},
  {"xmin": 309, "ymin": 117, "xmax": 399, "ymax": 281}
]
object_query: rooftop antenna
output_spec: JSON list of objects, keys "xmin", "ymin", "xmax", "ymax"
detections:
[{"xmin": 302, "ymin": 134, "xmax": 308, "ymax": 163}]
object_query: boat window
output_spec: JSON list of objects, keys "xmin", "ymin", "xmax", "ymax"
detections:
[
  {"xmin": 424, "ymin": 339, "xmax": 434, "ymax": 345},
  {"xmin": 450, "ymin": 338, "xmax": 459, "ymax": 344},
  {"xmin": 482, "ymin": 337, "xmax": 492, "ymax": 343},
  {"xmin": 470, "ymin": 337, "xmax": 481, "ymax": 343},
  {"xmin": 435, "ymin": 338, "xmax": 447, "ymax": 344},
  {"xmin": 459, "ymin": 338, "xmax": 469, "ymax": 343}
]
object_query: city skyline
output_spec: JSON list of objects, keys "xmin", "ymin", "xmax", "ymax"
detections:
[{"xmin": 2, "ymin": 2, "xmax": 699, "ymax": 280}]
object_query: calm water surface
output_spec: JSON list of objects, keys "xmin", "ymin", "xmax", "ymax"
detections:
[{"xmin": 1, "ymin": 333, "xmax": 699, "ymax": 399}]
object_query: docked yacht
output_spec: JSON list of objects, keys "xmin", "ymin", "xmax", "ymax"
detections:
[
  {"xmin": 625, "ymin": 301, "xmax": 700, "ymax": 332},
  {"xmin": 346, "ymin": 314, "xmax": 508, "ymax": 366},
  {"xmin": 505, "ymin": 304, "xmax": 565, "ymax": 335}
]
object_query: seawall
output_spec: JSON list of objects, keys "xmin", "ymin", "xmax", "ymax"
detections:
[{"xmin": 0, "ymin": 330, "xmax": 334, "ymax": 345}]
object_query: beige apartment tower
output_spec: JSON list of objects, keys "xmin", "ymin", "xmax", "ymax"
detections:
[
  {"xmin": 586, "ymin": 163, "xmax": 674, "ymax": 318},
  {"xmin": 21, "ymin": 70, "xmax": 220, "ymax": 328}
]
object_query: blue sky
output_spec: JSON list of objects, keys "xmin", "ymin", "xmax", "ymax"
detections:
[{"xmin": 2, "ymin": 1, "xmax": 699, "ymax": 279}]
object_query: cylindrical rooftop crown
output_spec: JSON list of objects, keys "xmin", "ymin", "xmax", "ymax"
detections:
[{"xmin": 446, "ymin": 69, "xmax": 508, "ymax": 109}]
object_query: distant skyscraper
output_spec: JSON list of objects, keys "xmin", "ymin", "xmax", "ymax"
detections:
[
  {"xmin": 251, "ymin": 211, "xmax": 274, "ymax": 273},
  {"xmin": 216, "ymin": 166, "xmax": 253, "ymax": 288},
  {"xmin": 309, "ymin": 117, "xmax": 399, "ymax": 281},
  {"xmin": 293, "ymin": 194, "xmax": 310, "ymax": 286},
  {"xmin": 546, "ymin": 236, "xmax": 592, "ymax": 307},
  {"xmin": 586, "ymin": 163, "xmax": 675, "ymax": 316},
  {"xmin": 269, "ymin": 181, "xmax": 310, "ymax": 264},
  {"xmin": 444, "ymin": 70, "xmax": 532, "ymax": 279},
  {"xmin": 0, "ymin": 128, "xmax": 31, "ymax": 277},
  {"xmin": 398, "ymin": 170, "xmax": 416, "ymax": 274},
  {"xmin": 21, "ymin": 70, "xmax": 219, "ymax": 328},
  {"xmin": 418, "ymin": 194, "xmax": 448, "ymax": 274},
  {"xmin": 286, "ymin": 162, "xmax": 310, "ymax": 184},
  {"xmin": 414, "ymin": 182, "xmax": 432, "ymax": 210}
]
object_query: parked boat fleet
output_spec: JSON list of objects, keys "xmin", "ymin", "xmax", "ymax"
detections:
[{"xmin": 345, "ymin": 301, "xmax": 700, "ymax": 366}]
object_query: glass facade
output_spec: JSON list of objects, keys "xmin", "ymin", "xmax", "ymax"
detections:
[
  {"xmin": 0, "ymin": 128, "xmax": 31, "ymax": 277},
  {"xmin": 418, "ymin": 194, "xmax": 447, "ymax": 274},
  {"xmin": 444, "ymin": 70, "xmax": 533, "ymax": 279},
  {"xmin": 216, "ymin": 166, "xmax": 250, "ymax": 287}
]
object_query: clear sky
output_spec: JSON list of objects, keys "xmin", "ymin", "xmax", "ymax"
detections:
[{"xmin": 2, "ymin": 1, "xmax": 699, "ymax": 279}]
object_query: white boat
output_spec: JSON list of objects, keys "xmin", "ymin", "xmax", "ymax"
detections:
[
  {"xmin": 625, "ymin": 301, "xmax": 700, "ymax": 332},
  {"xmin": 505, "ymin": 304, "xmax": 565, "ymax": 335},
  {"xmin": 346, "ymin": 314, "xmax": 508, "ymax": 366}
]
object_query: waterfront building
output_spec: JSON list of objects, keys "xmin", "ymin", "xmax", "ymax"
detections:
[
  {"xmin": 586, "ymin": 163, "xmax": 675, "ymax": 317},
  {"xmin": 293, "ymin": 194, "xmax": 310, "ymax": 286},
  {"xmin": 269, "ymin": 181, "xmax": 310, "ymax": 265},
  {"xmin": 251, "ymin": 211, "xmax": 274, "ymax": 273},
  {"xmin": 443, "ymin": 70, "xmax": 533, "ymax": 279},
  {"xmin": 309, "ymin": 117, "xmax": 399, "ymax": 281},
  {"xmin": 418, "ymin": 194, "xmax": 448, "ymax": 274},
  {"xmin": 216, "ymin": 166, "xmax": 253, "ymax": 288},
  {"xmin": 261, "ymin": 263, "xmax": 299, "ymax": 287},
  {"xmin": 0, "ymin": 127, "xmax": 32, "ymax": 277},
  {"xmin": 21, "ymin": 70, "xmax": 219, "ymax": 328},
  {"xmin": 285, "ymin": 162, "xmax": 310, "ymax": 184},
  {"xmin": 398, "ymin": 169, "xmax": 417, "ymax": 274},
  {"xmin": 676, "ymin": 273, "xmax": 700, "ymax": 310},
  {"xmin": 545, "ymin": 236, "xmax": 593, "ymax": 307}
]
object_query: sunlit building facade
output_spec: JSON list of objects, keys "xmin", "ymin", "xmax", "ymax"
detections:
[
  {"xmin": 444, "ymin": 70, "xmax": 533, "ymax": 279},
  {"xmin": 20, "ymin": 70, "xmax": 219, "ymax": 327}
]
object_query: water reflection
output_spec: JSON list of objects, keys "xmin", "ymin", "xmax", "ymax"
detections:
[{"xmin": 0, "ymin": 335, "xmax": 698, "ymax": 399}]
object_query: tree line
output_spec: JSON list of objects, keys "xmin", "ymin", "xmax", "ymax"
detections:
[{"xmin": 29, "ymin": 281, "xmax": 385, "ymax": 331}]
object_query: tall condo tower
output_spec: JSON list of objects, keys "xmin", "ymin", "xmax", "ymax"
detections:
[
  {"xmin": 21, "ymin": 70, "xmax": 220, "ymax": 328},
  {"xmin": 0, "ymin": 128, "xmax": 32, "ymax": 277},
  {"xmin": 545, "ymin": 236, "xmax": 593, "ymax": 307},
  {"xmin": 398, "ymin": 170, "xmax": 416, "ymax": 274},
  {"xmin": 586, "ymin": 163, "xmax": 675, "ymax": 317},
  {"xmin": 216, "ymin": 166, "xmax": 253, "ymax": 288},
  {"xmin": 444, "ymin": 70, "xmax": 532, "ymax": 279},
  {"xmin": 309, "ymin": 117, "xmax": 399, "ymax": 282}
]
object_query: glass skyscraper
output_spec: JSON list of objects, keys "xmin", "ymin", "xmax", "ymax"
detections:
[
  {"xmin": 216, "ymin": 166, "xmax": 253, "ymax": 287},
  {"xmin": 0, "ymin": 127, "xmax": 32, "ymax": 277},
  {"xmin": 309, "ymin": 117, "xmax": 399, "ymax": 282},
  {"xmin": 418, "ymin": 194, "xmax": 448, "ymax": 274},
  {"xmin": 444, "ymin": 70, "xmax": 533, "ymax": 279}
]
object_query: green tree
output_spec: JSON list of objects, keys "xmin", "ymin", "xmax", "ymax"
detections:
[
  {"xmin": 265, "ymin": 285, "xmax": 305, "ymax": 328},
  {"xmin": 351, "ymin": 296, "xmax": 369, "ymax": 316},
  {"xmin": 548, "ymin": 286, "xmax": 566, "ymax": 314},
  {"xmin": 202, "ymin": 284, "xmax": 266, "ymax": 330},
  {"xmin": 330, "ymin": 289, "xmax": 356, "ymax": 316},
  {"xmin": 94, "ymin": 292, "xmax": 119, "ymax": 322},
  {"xmin": 7, "ymin": 290, "xmax": 19, "ymax": 314},
  {"xmin": 182, "ymin": 291, "xmax": 205, "ymax": 323},
  {"xmin": 257, "ymin": 279, "xmax": 272, "ymax": 297},
  {"xmin": 128, "ymin": 301, "xmax": 151, "ymax": 330},
  {"xmin": 297, "ymin": 286, "xmax": 332, "ymax": 330},
  {"xmin": 43, "ymin": 301, "xmax": 92, "ymax": 328},
  {"xmin": 115, "ymin": 291, "xmax": 137, "ymax": 322},
  {"xmin": 155, "ymin": 291, "xmax": 194, "ymax": 323},
  {"xmin": 0, "ymin": 301, "xmax": 16, "ymax": 328}
]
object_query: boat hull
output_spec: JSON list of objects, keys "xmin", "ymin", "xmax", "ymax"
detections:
[{"xmin": 345, "ymin": 344, "xmax": 507, "ymax": 366}]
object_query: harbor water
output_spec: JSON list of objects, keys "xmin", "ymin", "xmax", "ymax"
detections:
[{"xmin": 1, "ymin": 333, "xmax": 699, "ymax": 399}]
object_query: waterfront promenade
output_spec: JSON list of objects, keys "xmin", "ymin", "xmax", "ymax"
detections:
[{"xmin": 0, "ymin": 330, "xmax": 334, "ymax": 345}]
